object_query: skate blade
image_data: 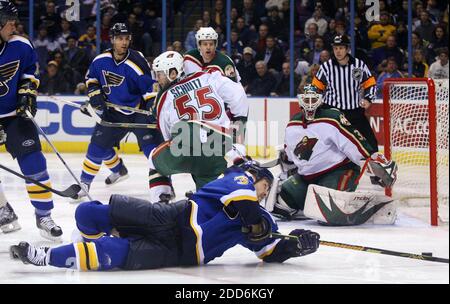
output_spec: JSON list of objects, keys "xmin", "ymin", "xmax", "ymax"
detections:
[
  {"xmin": 105, "ymin": 174, "xmax": 129, "ymax": 186},
  {"xmin": 1, "ymin": 221, "xmax": 22, "ymax": 233},
  {"xmin": 39, "ymin": 230, "xmax": 63, "ymax": 243}
]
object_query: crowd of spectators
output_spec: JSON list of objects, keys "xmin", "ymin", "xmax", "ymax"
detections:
[{"xmin": 12, "ymin": 0, "xmax": 449, "ymax": 97}]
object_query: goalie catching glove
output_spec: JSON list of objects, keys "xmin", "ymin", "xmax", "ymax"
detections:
[
  {"xmin": 366, "ymin": 152, "xmax": 398, "ymax": 188},
  {"xmin": 263, "ymin": 229, "xmax": 320, "ymax": 263}
]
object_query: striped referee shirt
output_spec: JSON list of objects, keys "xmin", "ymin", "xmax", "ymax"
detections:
[{"xmin": 312, "ymin": 55, "xmax": 377, "ymax": 110}]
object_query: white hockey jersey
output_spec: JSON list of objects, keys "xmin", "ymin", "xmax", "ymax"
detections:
[
  {"xmin": 284, "ymin": 109, "xmax": 376, "ymax": 179},
  {"xmin": 154, "ymin": 71, "xmax": 248, "ymax": 140}
]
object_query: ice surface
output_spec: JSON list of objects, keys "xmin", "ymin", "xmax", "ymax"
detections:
[{"xmin": 1, "ymin": 153, "xmax": 448, "ymax": 284}]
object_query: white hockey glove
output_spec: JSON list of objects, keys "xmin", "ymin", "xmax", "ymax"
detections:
[{"xmin": 366, "ymin": 152, "xmax": 398, "ymax": 188}]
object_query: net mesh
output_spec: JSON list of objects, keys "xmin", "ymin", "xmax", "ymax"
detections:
[{"xmin": 385, "ymin": 79, "xmax": 449, "ymax": 224}]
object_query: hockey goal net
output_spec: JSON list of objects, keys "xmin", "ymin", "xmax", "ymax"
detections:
[{"xmin": 383, "ymin": 78, "xmax": 449, "ymax": 226}]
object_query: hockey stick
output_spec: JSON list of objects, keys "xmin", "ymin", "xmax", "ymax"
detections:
[
  {"xmin": 54, "ymin": 99, "xmax": 157, "ymax": 129},
  {"xmin": 85, "ymin": 104, "xmax": 157, "ymax": 129},
  {"xmin": 105, "ymin": 102, "xmax": 153, "ymax": 116},
  {"xmin": 270, "ymin": 232, "xmax": 449, "ymax": 264},
  {"xmin": 25, "ymin": 110, "xmax": 93, "ymax": 201},
  {"xmin": 231, "ymin": 144, "xmax": 280, "ymax": 168},
  {"xmin": 0, "ymin": 163, "xmax": 81, "ymax": 198}
]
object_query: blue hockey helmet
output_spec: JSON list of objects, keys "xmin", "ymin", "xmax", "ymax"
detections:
[
  {"xmin": 236, "ymin": 158, "xmax": 274, "ymax": 186},
  {"xmin": 0, "ymin": 0, "xmax": 18, "ymax": 27}
]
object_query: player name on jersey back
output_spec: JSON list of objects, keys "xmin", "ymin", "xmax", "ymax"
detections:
[{"xmin": 170, "ymin": 78, "xmax": 202, "ymax": 99}]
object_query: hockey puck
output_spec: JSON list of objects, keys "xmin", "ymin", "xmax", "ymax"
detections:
[{"xmin": 421, "ymin": 252, "xmax": 433, "ymax": 256}]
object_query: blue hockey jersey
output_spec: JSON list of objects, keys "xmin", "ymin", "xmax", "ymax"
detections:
[
  {"xmin": 0, "ymin": 36, "xmax": 39, "ymax": 118},
  {"xmin": 85, "ymin": 49, "xmax": 155, "ymax": 114},
  {"xmin": 183, "ymin": 168, "xmax": 282, "ymax": 265}
]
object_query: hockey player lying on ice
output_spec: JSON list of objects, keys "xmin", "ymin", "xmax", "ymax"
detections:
[
  {"xmin": 10, "ymin": 159, "xmax": 320, "ymax": 270},
  {"xmin": 270, "ymin": 85, "xmax": 399, "ymax": 225}
]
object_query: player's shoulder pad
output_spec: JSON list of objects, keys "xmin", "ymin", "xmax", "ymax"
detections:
[
  {"xmin": 184, "ymin": 48, "xmax": 201, "ymax": 58},
  {"xmin": 315, "ymin": 107, "xmax": 352, "ymax": 127},
  {"xmin": 224, "ymin": 168, "xmax": 255, "ymax": 187},
  {"xmin": 127, "ymin": 49, "xmax": 152, "ymax": 75},
  {"xmin": 92, "ymin": 50, "xmax": 113, "ymax": 63},
  {"xmin": 8, "ymin": 35, "xmax": 34, "ymax": 49},
  {"xmin": 218, "ymin": 52, "xmax": 235, "ymax": 65},
  {"xmin": 289, "ymin": 111, "xmax": 305, "ymax": 123}
]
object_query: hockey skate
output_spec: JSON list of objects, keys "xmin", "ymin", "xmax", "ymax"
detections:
[
  {"xmin": 10, "ymin": 242, "xmax": 50, "ymax": 266},
  {"xmin": 70, "ymin": 182, "xmax": 90, "ymax": 202},
  {"xmin": 0, "ymin": 203, "xmax": 21, "ymax": 233},
  {"xmin": 105, "ymin": 159, "xmax": 129, "ymax": 185},
  {"xmin": 36, "ymin": 214, "xmax": 63, "ymax": 241}
]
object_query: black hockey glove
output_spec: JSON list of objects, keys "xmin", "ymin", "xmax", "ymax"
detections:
[
  {"xmin": 0, "ymin": 124, "xmax": 6, "ymax": 146},
  {"xmin": 287, "ymin": 229, "xmax": 320, "ymax": 257},
  {"xmin": 242, "ymin": 216, "xmax": 272, "ymax": 243},
  {"xmin": 16, "ymin": 81, "xmax": 38, "ymax": 118},
  {"xmin": 87, "ymin": 89, "xmax": 106, "ymax": 116},
  {"xmin": 262, "ymin": 229, "xmax": 320, "ymax": 263}
]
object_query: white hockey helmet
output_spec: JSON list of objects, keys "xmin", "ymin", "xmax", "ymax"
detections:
[
  {"xmin": 195, "ymin": 27, "xmax": 218, "ymax": 49},
  {"xmin": 152, "ymin": 51, "xmax": 184, "ymax": 82},
  {"xmin": 298, "ymin": 84, "xmax": 323, "ymax": 120}
]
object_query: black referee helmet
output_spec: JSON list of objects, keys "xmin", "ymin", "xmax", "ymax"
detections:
[
  {"xmin": 0, "ymin": 0, "xmax": 18, "ymax": 27},
  {"xmin": 332, "ymin": 35, "xmax": 350, "ymax": 47}
]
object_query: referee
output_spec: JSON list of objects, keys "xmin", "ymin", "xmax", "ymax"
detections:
[{"xmin": 312, "ymin": 35, "xmax": 378, "ymax": 151}]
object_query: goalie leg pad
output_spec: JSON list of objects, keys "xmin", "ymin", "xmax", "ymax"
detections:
[
  {"xmin": 271, "ymin": 174, "xmax": 310, "ymax": 220},
  {"xmin": 303, "ymin": 184, "xmax": 397, "ymax": 226}
]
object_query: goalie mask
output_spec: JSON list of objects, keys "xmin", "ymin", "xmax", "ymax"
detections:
[
  {"xmin": 152, "ymin": 51, "xmax": 184, "ymax": 82},
  {"xmin": 298, "ymin": 85, "xmax": 323, "ymax": 120},
  {"xmin": 195, "ymin": 27, "xmax": 218, "ymax": 49}
]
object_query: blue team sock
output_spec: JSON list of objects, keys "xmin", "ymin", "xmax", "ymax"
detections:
[
  {"xmin": 81, "ymin": 143, "xmax": 119, "ymax": 183},
  {"xmin": 17, "ymin": 152, "xmax": 54, "ymax": 212},
  {"xmin": 142, "ymin": 143, "xmax": 157, "ymax": 159},
  {"xmin": 75, "ymin": 201, "xmax": 113, "ymax": 240},
  {"xmin": 49, "ymin": 237, "xmax": 130, "ymax": 271}
]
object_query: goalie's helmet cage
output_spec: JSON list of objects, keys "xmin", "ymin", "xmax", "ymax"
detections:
[
  {"xmin": 152, "ymin": 51, "xmax": 184, "ymax": 82},
  {"xmin": 195, "ymin": 27, "xmax": 219, "ymax": 49},
  {"xmin": 298, "ymin": 84, "xmax": 323, "ymax": 120},
  {"xmin": 0, "ymin": 0, "xmax": 18, "ymax": 27}
]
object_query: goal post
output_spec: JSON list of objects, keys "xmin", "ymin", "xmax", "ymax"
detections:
[{"xmin": 382, "ymin": 78, "xmax": 449, "ymax": 226}]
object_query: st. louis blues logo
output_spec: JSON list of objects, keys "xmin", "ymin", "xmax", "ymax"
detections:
[
  {"xmin": 0, "ymin": 60, "xmax": 20, "ymax": 97},
  {"xmin": 101, "ymin": 70, "xmax": 124, "ymax": 95}
]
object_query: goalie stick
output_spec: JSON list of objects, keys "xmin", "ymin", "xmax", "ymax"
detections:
[
  {"xmin": 270, "ymin": 232, "xmax": 449, "ymax": 264},
  {"xmin": 0, "ymin": 164, "xmax": 81, "ymax": 198}
]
